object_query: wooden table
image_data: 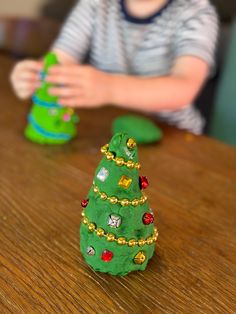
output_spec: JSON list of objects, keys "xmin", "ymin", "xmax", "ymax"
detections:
[{"xmin": 0, "ymin": 54, "xmax": 236, "ymax": 314}]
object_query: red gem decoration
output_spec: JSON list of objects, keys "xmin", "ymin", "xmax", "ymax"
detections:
[
  {"xmin": 142, "ymin": 212, "xmax": 154, "ymax": 225},
  {"xmin": 139, "ymin": 176, "xmax": 149, "ymax": 190},
  {"xmin": 81, "ymin": 199, "xmax": 89, "ymax": 208},
  {"xmin": 101, "ymin": 250, "xmax": 113, "ymax": 262}
]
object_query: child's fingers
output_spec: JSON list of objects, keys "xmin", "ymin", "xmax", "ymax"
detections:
[
  {"xmin": 48, "ymin": 64, "xmax": 81, "ymax": 76},
  {"xmin": 10, "ymin": 59, "xmax": 43, "ymax": 99},
  {"xmin": 18, "ymin": 71, "xmax": 41, "ymax": 83},
  {"xmin": 17, "ymin": 81, "xmax": 40, "ymax": 90},
  {"xmin": 15, "ymin": 60, "xmax": 43, "ymax": 72},
  {"xmin": 10, "ymin": 65, "xmax": 41, "ymax": 87},
  {"xmin": 59, "ymin": 96, "xmax": 84, "ymax": 107},
  {"xmin": 49, "ymin": 86, "xmax": 78, "ymax": 98},
  {"xmin": 14, "ymin": 81, "xmax": 40, "ymax": 99},
  {"xmin": 46, "ymin": 74, "xmax": 80, "ymax": 86},
  {"xmin": 59, "ymin": 95, "xmax": 97, "ymax": 108},
  {"xmin": 16, "ymin": 88, "xmax": 35, "ymax": 100},
  {"xmin": 17, "ymin": 90, "xmax": 33, "ymax": 100}
]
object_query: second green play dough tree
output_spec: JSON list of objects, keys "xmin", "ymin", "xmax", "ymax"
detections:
[
  {"xmin": 80, "ymin": 133, "xmax": 158, "ymax": 276},
  {"xmin": 25, "ymin": 52, "xmax": 79, "ymax": 144}
]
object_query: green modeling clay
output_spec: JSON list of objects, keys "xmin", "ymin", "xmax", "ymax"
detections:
[
  {"xmin": 25, "ymin": 52, "xmax": 79, "ymax": 144},
  {"xmin": 80, "ymin": 133, "xmax": 158, "ymax": 276},
  {"xmin": 112, "ymin": 115, "xmax": 163, "ymax": 144}
]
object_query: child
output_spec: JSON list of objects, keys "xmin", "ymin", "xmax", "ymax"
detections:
[{"xmin": 10, "ymin": 0, "xmax": 218, "ymax": 134}]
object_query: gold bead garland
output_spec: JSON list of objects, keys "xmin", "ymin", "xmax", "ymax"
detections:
[
  {"xmin": 100, "ymin": 144, "xmax": 141, "ymax": 170},
  {"xmin": 88, "ymin": 223, "xmax": 96, "ymax": 231},
  {"xmin": 83, "ymin": 217, "xmax": 89, "ymax": 225},
  {"xmin": 96, "ymin": 228, "xmax": 105, "ymax": 237},
  {"xmin": 93, "ymin": 140, "xmax": 158, "ymax": 247},
  {"xmin": 82, "ymin": 211, "xmax": 158, "ymax": 247},
  {"xmin": 93, "ymin": 184, "xmax": 147, "ymax": 207}
]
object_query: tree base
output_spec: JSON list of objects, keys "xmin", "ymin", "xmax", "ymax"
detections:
[
  {"xmin": 83, "ymin": 256, "xmax": 152, "ymax": 276},
  {"xmin": 24, "ymin": 124, "xmax": 77, "ymax": 145},
  {"xmin": 80, "ymin": 224, "xmax": 155, "ymax": 276}
]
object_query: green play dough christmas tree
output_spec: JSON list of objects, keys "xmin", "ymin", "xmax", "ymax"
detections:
[
  {"xmin": 25, "ymin": 52, "xmax": 79, "ymax": 144},
  {"xmin": 80, "ymin": 133, "xmax": 158, "ymax": 276}
]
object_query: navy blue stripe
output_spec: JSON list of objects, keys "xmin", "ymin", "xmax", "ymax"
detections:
[
  {"xmin": 120, "ymin": 0, "xmax": 174, "ymax": 24},
  {"xmin": 32, "ymin": 94, "xmax": 62, "ymax": 109},
  {"xmin": 28, "ymin": 114, "xmax": 71, "ymax": 140}
]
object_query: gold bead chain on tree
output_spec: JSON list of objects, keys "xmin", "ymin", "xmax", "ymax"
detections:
[
  {"xmin": 93, "ymin": 184, "xmax": 148, "ymax": 207},
  {"xmin": 100, "ymin": 144, "xmax": 141, "ymax": 170},
  {"xmin": 81, "ymin": 211, "xmax": 158, "ymax": 247}
]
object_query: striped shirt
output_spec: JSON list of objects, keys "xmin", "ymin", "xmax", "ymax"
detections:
[{"xmin": 53, "ymin": 0, "xmax": 218, "ymax": 134}]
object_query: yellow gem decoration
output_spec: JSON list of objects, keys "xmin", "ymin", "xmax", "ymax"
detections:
[
  {"xmin": 118, "ymin": 175, "xmax": 132, "ymax": 189},
  {"xmin": 127, "ymin": 138, "xmax": 137, "ymax": 149},
  {"xmin": 134, "ymin": 251, "xmax": 146, "ymax": 265},
  {"xmin": 67, "ymin": 108, "xmax": 74, "ymax": 115}
]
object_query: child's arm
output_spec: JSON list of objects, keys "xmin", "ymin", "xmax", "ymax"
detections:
[
  {"xmin": 46, "ymin": 55, "xmax": 209, "ymax": 112},
  {"xmin": 108, "ymin": 56, "xmax": 209, "ymax": 111}
]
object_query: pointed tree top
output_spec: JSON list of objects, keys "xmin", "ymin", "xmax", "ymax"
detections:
[
  {"xmin": 108, "ymin": 133, "xmax": 139, "ymax": 164},
  {"xmin": 44, "ymin": 52, "xmax": 59, "ymax": 73}
]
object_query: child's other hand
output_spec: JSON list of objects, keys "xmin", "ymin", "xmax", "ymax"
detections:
[
  {"xmin": 10, "ymin": 60, "xmax": 43, "ymax": 99},
  {"xmin": 46, "ymin": 65, "xmax": 110, "ymax": 107}
]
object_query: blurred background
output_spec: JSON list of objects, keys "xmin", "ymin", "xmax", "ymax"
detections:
[{"xmin": 0, "ymin": 0, "xmax": 235, "ymax": 145}]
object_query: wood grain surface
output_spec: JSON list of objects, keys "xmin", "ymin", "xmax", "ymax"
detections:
[{"xmin": 0, "ymin": 54, "xmax": 236, "ymax": 314}]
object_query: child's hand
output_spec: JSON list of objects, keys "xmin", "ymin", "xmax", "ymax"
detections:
[
  {"xmin": 46, "ymin": 65, "xmax": 111, "ymax": 107},
  {"xmin": 10, "ymin": 60, "xmax": 43, "ymax": 99}
]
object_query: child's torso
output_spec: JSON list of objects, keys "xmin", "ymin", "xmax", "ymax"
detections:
[{"xmin": 90, "ymin": 0, "xmax": 178, "ymax": 76}]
